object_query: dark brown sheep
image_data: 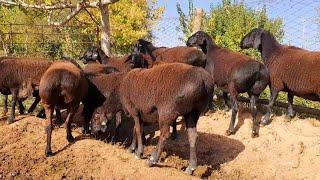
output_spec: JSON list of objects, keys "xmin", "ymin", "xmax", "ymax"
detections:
[
  {"xmin": 241, "ymin": 28, "xmax": 320, "ymax": 125},
  {"xmin": 86, "ymin": 72, "xmax": 125, "ymax": 137},
  {"xmin": 136, "ymin": 39, "xmax": 207, "ymax": 67},
  {"xmin": 92, "ymin": 63, "xmax": 214, "ymax": 174},
  {"xmin": 80, "ymin": 46, "xmax": 149, "ymax": 135},
  {"xmin": 81, "ymin": 46, "xmax": 150, "ymax": 72},
  {"xmin": 40, "ymin": 60, "xmax": 88, "ymax": 156},
  {"xmin": 0, "ymin": 57, "xmax": 53, "ymax": 123},
  {"xmin": 187, "ymin": 31, "xmax": 269, "ymax": 138}
]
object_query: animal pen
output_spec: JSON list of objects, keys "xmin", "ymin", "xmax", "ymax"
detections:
[
  {"xmin": 1, "ymin": 0, "xmax": 320, "ymax": 117},
  {"xmin": 0, "ymin": 0, "xmax": 320, "ymax": 179}
]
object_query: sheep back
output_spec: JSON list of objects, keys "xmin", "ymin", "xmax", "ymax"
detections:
[
  {"xmin": 39, "ymin": 61, "xmax": 88, "ymax": 109},
  {"xmin": 119, "ymin": 63, "xmax": 214, "ymax": 121}
]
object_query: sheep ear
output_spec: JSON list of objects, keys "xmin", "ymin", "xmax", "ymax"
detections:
[{"xmin": 97, "ymin": 48, "xmax": 109, "ymax": 64}]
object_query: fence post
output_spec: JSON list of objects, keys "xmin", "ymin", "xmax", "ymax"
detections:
[
  {"xmin": 96, "ymin": 26, "xmax": 100, "ymax": 46},
  {"xmin": 9, "ymin": 23, "xmax": 13, "ymax": 55},
  {"xmin": 192, "ymin": 8, "xmax": 203, "ymax": 33}
]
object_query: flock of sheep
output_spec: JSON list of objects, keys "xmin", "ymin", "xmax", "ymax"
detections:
[{"xmin": 1, "ymin": 28, "xmax": 319, "ymax": 175}]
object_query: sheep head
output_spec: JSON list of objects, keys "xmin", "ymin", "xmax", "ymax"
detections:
[
  {"xmin": 240, "ymin": 28, "xmax": 265, "ymax": 50},
  {"xmin": 81, "ymin": 46, "xmax": 109, "ymax": 64},
  {"xmin": 186, "ymin": 31, "xmax": 213, "ymax": 54}
]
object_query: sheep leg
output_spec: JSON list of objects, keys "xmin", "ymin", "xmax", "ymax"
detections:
[
  {"xmin": 170, "ymin": 120, "xmax": 177, "ymax": 140},
  {"xmin": 18, "ymin": 100, "xmax": 25, "ymax": 115},
  {"xmin": 7, "ymin": 90, "xmax": 17, "ymax": 124},
  {"xmin": 112, "ymin": 112, "xmax": 122, "ymax": 144},
  {"xmin": 133, "ymin": 116, "xmax": 144, "ymax": 159},
  {"xmin": 3, "ymin": 95, "xmax": 8, "ymax": 116},
  {"xmin": 44, "ymin": 105, "xmax": 54, "ymax": 157},
  {"xmin": 128, "ymin": 125, "xmax": 137, "ymax": 153},
  {"xmin": 287, "ymin": 93, "xmax": 296, "ymax": 118},
  {"xmin": 55, "ymin": 108, "xmax": 63, "ymax": 125},
  {"xmin": 250, "ymin": 95, "xmax": 259, "ymax": 138},
  {"xmin": 261, "ymin": 89, "xmax": 279, "ymax": 126},
  {"xmin": 65, "ymin": 107, "xmax": 77, "ymax": 143},
  {"xmin": 225, "ymin": 95, "xmax": 238, "ymax": 136},
  {"xmin": 184, "ymin": 110, "xmax": 199, "ymax": 175},
  {"xmin": 147, "ymin": 124, "xmax": 170, "ymax": 167},
  {"xmin": 81, "ymin": 105, "xmax": 93, "ymax": 135},
  {"xmin": 223, "ymin": 92, "xmax": 230, "ymax": 110},
  {"xmin": 27, "ymin": 96, "xmax": 41, "ymax": 114}
]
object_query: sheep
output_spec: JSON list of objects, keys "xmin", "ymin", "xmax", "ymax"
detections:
[
  {"xmin": 91, "ymin": 63, "xmax": 214, "ymax": 174},
  {"xmin": 136, "ymin": 39, "xmax": 207, "ymax": 67},
  {"xmin": 187, "ymin": 31, "xmax": 269, "ymax": 138},
  {"xmin": 136, "ymin": 39, "xmax": 208, "ymax": 139},
  {"xmin": 82, "ymin": 47, "xmax": 148, "ymax": 136},
  {"xmin": 39, "ymin": 60, "xmax": 88, "ymax": 156},
  {"xmin": 86, "ymin": 72, "xmax": 125, "ymax": 137},
  {"xmin": 0, "ymin": 57, "xmax": 53, "ymax": 123},
  {"xmin": 81, "ymin": 45, "xmax": 150, "ymax": 72},
  {"xmin": 240, "ymin": 28, "xmax": 320, "ymax": 125}
]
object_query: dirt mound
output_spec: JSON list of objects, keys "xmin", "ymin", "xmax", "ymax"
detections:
[{"xmin": 0, "ymin": 107, "xmax": 320, "ymax": 179}]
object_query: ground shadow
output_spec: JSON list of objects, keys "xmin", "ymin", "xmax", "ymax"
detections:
[{"xmin": 92, "ymin": 115, "xmax": 245, "ymax": 178}]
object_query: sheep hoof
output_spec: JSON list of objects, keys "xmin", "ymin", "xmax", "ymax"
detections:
[
  {"xmin": 260, "ymin": 116, "xmax": 270, "ymax": 126},
  {"xmin": 185, "ymin": 165, "xmax": 196, "ymax": 175},
  {"xmin": 6, "ymin": 117, "xmax": 14, "ymax": 124},
  {"xmin": 225, "ymin": 130, "xmax": 234, "ymax": 136},
  {"xmin": 67, "ymin": 136, "xmax": 75, "ymax": 143},
  {"xmin": 146, "ymin": 159, "xmax": 156, "ymax": 167},
  {"xmin": 134, "ymin": 153, "xmax": 142, "ymax": 160},
  {"xmin": 251, "ymin": 132, "xmax": 259, "ymax": 138},
  {"xmin": 127, "ymin": 147, "xmax": 135, "ymax": 154},
  {"xmin": 45, "ymin": 150, "xmax": 53, "ymax": 157}
]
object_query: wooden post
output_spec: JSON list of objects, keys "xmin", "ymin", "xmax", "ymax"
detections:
[{"xmin": 192, "ymin": 8, "xmax": 203, "ymax": 33}]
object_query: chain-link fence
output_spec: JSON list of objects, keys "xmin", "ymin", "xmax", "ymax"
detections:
[
  {"xmin": 1, "ymin": 1, "xmax": 320, "ymax": 54},
  {"xmin": 151, "ymin": 0, "xmax": 320, "ymax": 51},
  {"xmin": 0, "ymin": 23, "xmax": 99, "ymax": 59}
]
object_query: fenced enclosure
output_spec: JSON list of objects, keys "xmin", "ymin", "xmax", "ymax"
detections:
[
  {"xmin": 1, "ymin": 0, "xmax": 320, "ymax": 112},
  {"xmin": 0, "ymin": 23, "xmax": 99, "ymax": 59}
]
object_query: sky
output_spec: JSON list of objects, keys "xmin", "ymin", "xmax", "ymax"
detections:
[{"xmin": 152, "ymin": 0, "xmax": 320, "ymax": 50}]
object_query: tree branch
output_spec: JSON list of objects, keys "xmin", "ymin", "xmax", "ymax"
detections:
[
  {"xmin": 49, "ymin": 4, "xmax": 84, "ymax": 26},
  {"xmin": 0, "ymin": 0, "xmax": 77, "ymax": 10},
  {"xmin": 0, "ymin": 0, "xmax": 120, "ymax": 9},
  {"xmin": 84, "ymin": 8, "xmax": 101, "ymax": 26}
]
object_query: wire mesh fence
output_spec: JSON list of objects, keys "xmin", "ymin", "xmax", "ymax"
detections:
[
  {"xmin": 1, "ymin": 0, "xmax": 320, "ymax": 55},
  {"xmin": 151, "ymin": 0, "xmax": 320, "ymax": 51},
  {"xmin": 0, "ymin": 23, "xmax": 99, "ymax": 59}
]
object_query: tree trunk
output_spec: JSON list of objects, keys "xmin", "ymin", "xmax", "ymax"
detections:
[{"xmin": 99, "ymin": 4, "xmax": 111, "ymax": 56}]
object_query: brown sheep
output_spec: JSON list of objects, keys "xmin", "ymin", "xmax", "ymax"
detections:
[
  {"xmin": 0, "ymin": 57, "xmax": 53, "ymax": 123},
  {"xmin": 187, "ymin": 31, "xmax": 269, "ymax": 137},
  {"xmin": 136, "ymin": 39, "xmax": 207, "ymax": 67},
  {"xmin": 92, "ymin": 63, "xmax": 214, "ymax": 174},
  {"xmin": 81, "ymin": 46, "xmax": 150, "ymax": 72},
  {"xmin": 40, "ymin": 60, "xmax": 88, "ymax": 156},
  {"xmin": 241, "ymin": 28, "xmax": 320, "ymax": 125}
]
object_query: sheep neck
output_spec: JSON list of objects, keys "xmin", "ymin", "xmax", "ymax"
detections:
[
  {"xmin": 203, "ymin": 35, "xmax": 218, "ymax": 54},
  {"xmin": 260, "ymin": 32, "xmax": 281, "ymax": 65}
]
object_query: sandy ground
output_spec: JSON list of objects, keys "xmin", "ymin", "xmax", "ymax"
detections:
[{"xmin": 0, "ymin": 106, "xmax": 320, "ymax": 180}]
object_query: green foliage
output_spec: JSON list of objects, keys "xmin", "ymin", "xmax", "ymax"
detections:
[
  {"xmin": 177, "ymin": 0, "xmax": 320, "ymax": 109},
  {"xmin": 0, "ymin": 0, "xmax": 164, "ymax": 57},
  {"xmin": 177, "ymin": 0, "xmax": 284, "ymax": 59}
]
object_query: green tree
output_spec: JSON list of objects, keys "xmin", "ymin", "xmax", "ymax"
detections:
[
  {"xmin": 177, "ymin": 0, "xmax": 320, "ymax": 110},
  {"xmin": 0, "ymin": 0, "xmax": 164, "ymax": 57},
  {"xmin": 177, "ymin": 0, "xmax": 283, "ymax": 59}
]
